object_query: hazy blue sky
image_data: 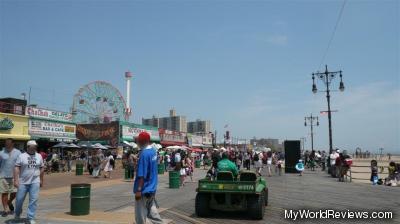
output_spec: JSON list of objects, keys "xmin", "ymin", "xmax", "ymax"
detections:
[{"xmin": 1, "ymin": 0, "xmax": 399, "ymax": 153}]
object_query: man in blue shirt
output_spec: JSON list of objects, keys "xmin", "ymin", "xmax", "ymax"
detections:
[{"xmin": 133, "ymin": 132, "xmax": 163, "ymax": 224}]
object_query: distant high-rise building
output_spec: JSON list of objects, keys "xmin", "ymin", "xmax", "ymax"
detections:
[
  {"xmin": 187, "ymin": 119, "xmax": 211, "ymax": 134},
  {"xmin": 142, "ymin": 115, "xmax": 159, "ymax": 128},
  {"xmin": 142, "ymin": 109, "xmax": 187, "ymax": 132}
]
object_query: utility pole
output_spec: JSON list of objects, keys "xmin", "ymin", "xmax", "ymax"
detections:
[
  {"xmin": 304, "ymin": 114, "xmax": 319, "ymax": 151},
  {"xmin": 312, "ymin": 65, "xmax": 345, "ymax": 154}
]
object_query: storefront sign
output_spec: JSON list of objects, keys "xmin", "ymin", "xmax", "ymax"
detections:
[
  {"xmin": 0, "ymin": 117, "xmax": 14, "ymax": 130},
  {"xmin": 188, "ymin": 134, "xmax": 203, "ymax": 147},
  {"xmin": 29, "ymin": 119, "xmax": 76, "ymax": 139},
  {"xmin": 121, "ymin": 124, "xmax": 160, "ymax": 141},
  {"xmin": 159, "ymin": 129, "xmax": 187, "ymax": 145},
  {"xmin": 26, "ymin": 107, "xmax": 73, "ymax": 123},
  {"xmin": 76, "ymin": 122, "xmax": 119, "ymax": 146},
  {"xmin": 202, "ymin": 135, "xmax": 213, "ymax": 146}
]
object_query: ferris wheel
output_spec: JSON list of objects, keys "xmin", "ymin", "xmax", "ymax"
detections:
[{"xmin": 72, "ymin": 81, "xmax": 127, "ymax": 124}]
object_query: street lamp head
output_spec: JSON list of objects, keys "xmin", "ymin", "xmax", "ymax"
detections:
[
  {"xmin": 312, "ymin": 73, "xmax": 318, "ymax": 94},
  {"xmin": 339, "ymin": 81, "xmax": 345, "ymax": 92},
  {"xmin": 312, "ymin": 84, "xmax": 317, "ymax": 93},
  {"xmin": 339, "ymin": 71, "xmax": 345, "ymax": 92}
]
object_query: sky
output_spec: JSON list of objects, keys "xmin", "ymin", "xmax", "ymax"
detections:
[{"xmin": 0, "ymin": 0, "xmax": 399, "ymax": 153}]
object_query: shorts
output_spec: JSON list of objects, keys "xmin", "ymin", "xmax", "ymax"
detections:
[
  {"xmin": 180, "ymin": 168, "xmax": 186, "ymax": 176},
  {"xmin": 0, "ymin": 178, "xmax": 16, "ymax": 194}
]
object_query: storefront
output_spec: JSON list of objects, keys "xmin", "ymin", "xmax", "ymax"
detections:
[
  {"xmin": 76, "ymin": 121, "xmax": 119, "ymax": 147},
  {"xmin": 120, "ymin": 122, "xmax": 160, "ymax": 143},
  {"xmin": 0, "ymin": 112, "xmax": 30, "ymax": 150},
  {"xmin": 159, "ymin": 129, "xmax": 187, "ymax": 147},
  {"xmin": 26, "ymin": 107, "xmax": 77, "ymax": 150}
]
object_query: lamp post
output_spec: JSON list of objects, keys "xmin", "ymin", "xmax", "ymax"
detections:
[
  {"xmin": 311, "ymin": 65, "xmax": 345, "ymax": 155},
  {"xmin": 304, "ymin": 114, "xmax": 319, "ymax": 152},
  {"xmin": 300, "ymin": 137, "xmax": 306, "ymax": 152}
]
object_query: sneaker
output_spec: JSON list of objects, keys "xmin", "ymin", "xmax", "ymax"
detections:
[
  {"xmin": 28, "ymin": 220, "xmax": 36, "ymax": 224},
  {"xmin": 2, "ymin": 211, "xmax": 9, "ymax": 217}
]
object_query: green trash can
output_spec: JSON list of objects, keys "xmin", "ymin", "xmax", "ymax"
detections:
[
  {"xmin": 205, "ymin": 159, "xmax": 211, "ymax": 166},
  {"xmin": 158, "ymin": 163, "xmax": 165, "ymax": 175},
  {"xmin": 70, "ymin": 184, "xmax": 91, "ymax": 216},
  {"xmin": 195, "ymin": 160, "xmax": 201, "ymax": 168},
  {"xmin": 75, "ymin": 163, "xmax": 84, "ymax": 176},
  {"xmin": 169, "ymin": 171, "xmax": 180, "ymax": 189},
  {"xmin": 124, "ymin": 167, "xmax": 130, "ymax": 180}
]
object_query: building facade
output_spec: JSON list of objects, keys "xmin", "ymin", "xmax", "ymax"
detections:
[
  {"xmin": 142, "ymin": 115, "xmax": 159, "ymax": 127},
  {"xmin": 251, "ymin": 138, "xmax": 282, "ymax": 151},
  {"xmin": 142, "ymin": 109, "xmax": 187, "ymax": 132},
  {"xmin": 187, "ymin": 119, "xmax": 211, "ymax": 134}
]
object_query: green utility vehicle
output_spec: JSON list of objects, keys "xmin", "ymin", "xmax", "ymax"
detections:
[{"xmin": 195, "ymin": 171, "xmax": 268, "ymax": 220}]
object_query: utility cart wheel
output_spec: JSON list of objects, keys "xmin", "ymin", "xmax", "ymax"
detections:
[
  {"xmin": 247, "ymin": 194, "xmax": 265, "ymax": 220},
  {"xmin": 195, "ymin": 193, "xmax": 211, "ymax": 217},
  {"xmin": 264, "ymin": 188, "xmax": 269, "ymax": 206}
]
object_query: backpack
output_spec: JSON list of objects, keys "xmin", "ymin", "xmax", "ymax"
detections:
[{"xmin": 254, "ymin": 154, "xmax": 259, "ymax": 161}]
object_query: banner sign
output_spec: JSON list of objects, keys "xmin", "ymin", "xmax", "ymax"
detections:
[
  {"xmin": 159, "ymin": 129, "xmax": 187, "ymax": 145},
  {"xmin": 121, "ymin": 124, "xmax": 160, "ymax": 141},
  {"xmin": 29, "ymin": 119, "xmax": 76, "ymax": 139},
  {"xmin": 76, "ymin": 122, "xmax": 119, "ymax": 146},
  {"xmin": 202, "ymin": 135, "xmax": 213, "ymax": 146},
  {"xmin": 26, "ymin": 107, "xmax": 73, "ymax": 123},
  {"xmin": 188, "ymin": 135, "xmax": 203, "ymax": 147}
]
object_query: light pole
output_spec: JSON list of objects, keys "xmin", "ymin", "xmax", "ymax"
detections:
[
  {"xmin": 304, "ymin": 114, "xmax": 319, "ymax": 152},
  {"xmin": 312, "ymin": 65, "xmax": 345, "ymax": 154},
  {"xmin": 300, "ymin": 137, "xmax": 306, "ymax": 151}
]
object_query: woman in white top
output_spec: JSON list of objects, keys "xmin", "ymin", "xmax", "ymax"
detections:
[{"xmin": 103, "ymin": 152, "xmax": 114, "ymax": 179}]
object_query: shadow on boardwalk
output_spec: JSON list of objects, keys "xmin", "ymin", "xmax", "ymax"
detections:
[{"xmin": 161, "ymin": 170, "xmax": 400, "ymax": 224}]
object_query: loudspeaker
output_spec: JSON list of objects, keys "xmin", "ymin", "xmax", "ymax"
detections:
[{"xmin": 284, "ymin": 140, "xmax": 301, "ymax": 173}]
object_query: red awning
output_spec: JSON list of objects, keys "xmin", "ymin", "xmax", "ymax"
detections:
[{"xmin": 190, "ymin": 148, "xmax": 203, "ymax": 153}]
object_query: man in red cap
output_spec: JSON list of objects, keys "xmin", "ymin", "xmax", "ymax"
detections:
[{"xmin": 133, "ymin": 132, "xmax": 163, "ymax": 224}]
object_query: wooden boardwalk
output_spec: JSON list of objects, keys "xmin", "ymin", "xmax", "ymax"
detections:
[{"xmin": 160, "ymin": 170, "xmax": 400, "ymax": 224}]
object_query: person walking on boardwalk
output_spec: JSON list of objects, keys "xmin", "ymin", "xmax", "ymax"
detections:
[
  {"xmin": 0, "ymin": 138, "xmax": 21, "ymax": 218},
  {"xmin": 13, "ymin": 140, "xmax": 44, "ymax": 224},
  {"xmin": 133, "ymin": 132, "xmax": 163, "ymax": 224}
]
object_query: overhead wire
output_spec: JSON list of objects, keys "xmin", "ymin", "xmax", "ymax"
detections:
[{"xmin": 318, "ymin": 0, "xmax": 348, "ymax": 71}]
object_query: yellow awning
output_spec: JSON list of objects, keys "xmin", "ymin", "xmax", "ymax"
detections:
[{"xmin": 0, "ymin": 134, "xmax": 31, "ymax": 141}]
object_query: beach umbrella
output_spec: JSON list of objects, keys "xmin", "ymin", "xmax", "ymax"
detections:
[
  {"xmin": 92, "ymin": 143, "xmax": 108, "ymax": 150},
  {"xmin": 152, "ymin": 143, "xmax": 162, "ymax": 150},
  {"xmin": 52, "ymin": 142, "xmax": 69, "ymax": 148},
  {"xmin": 78, "ymin": 142, "xmax": 91, "ymax": 148},
  {"xmin": 67, "ymin": 143, "xmax": 81, "ymax": 148},
  {"xmin": 166, "ymin": 146, "xmax": 181, "ymax": 150}
]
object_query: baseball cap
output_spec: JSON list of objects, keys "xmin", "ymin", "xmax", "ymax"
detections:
[
  {"xmin": 137, "ymin": 132, "xmax": 151, "ymax": 143},
  {"xmin": 27, "ymin": 140, "xmax": 37, "ymax": 146}
]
